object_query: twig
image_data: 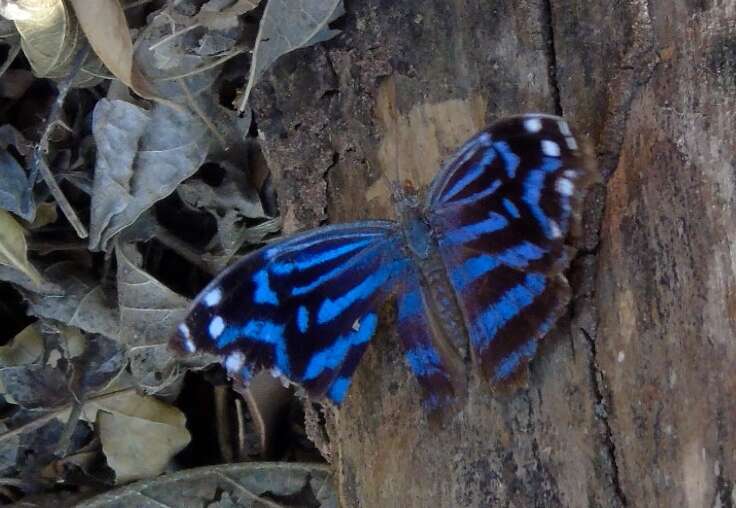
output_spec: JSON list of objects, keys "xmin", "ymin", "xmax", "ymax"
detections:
[
  {"xmin": 148, "ymin": 23, "xmax": 200, "ymax": 51},
  {"xmin": 178, "ymin": 79, "xmax": 228, "ymax": 149},
  {"xmin": 155, "ymin": 46, "xmax": 247, "ymax": 81},
  {"xmin": 154, "ymin": 225, "xmax": 217, "ymax": 275},
  {"xmin": 0, "ymin": 42, "xmax": 21, "ymax": 81},
  {"xmin": 29, "ymin": 47, "xmax": 90, "ymax": 239},
  {"xmin": 54, "ymin": 399, "xmax": 83, "ymax": 458},
  {"xmin": 37, "ymin": 158, "xmax": 88, "ymax": 238},
  {"xmin": 214, "ymin": 384, "xmax": 234, "ymax": 462}
]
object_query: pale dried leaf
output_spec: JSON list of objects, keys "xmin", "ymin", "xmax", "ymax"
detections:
[
  {"xmin": 25, "ymin": 261, "xmax": 119, "ymax": 338},
  {"xmin": 89, "ymin": 98, "xmax": 212, "ymax": 251},
  {"xmin": 96, "ymin": 393, "xmax": 190, "ymax": 483},
  {"xmin": 28, "ymin": 202, "xmax": 58, "ymax": 229},
  {"xmin": 0, "ymin": 149, "xmax": 34, "ymax": 220},
  {"xmin": 11, "ymin": 0, "xmax": 101, "ymax": 86},
  {"xmin": 0, "ymin": 323, "xmax": 43, "ymax": 367},
  {"xmin": 0, "ymin": 363, "xmax": 68, "ymax": 408},
  {"xmin": 0, "ymin": 209, "xmax": 42, "ymax": 285},
  {"xmin": 198, "ymin": 0, "xmax": 262, "ymax": 30},
  {"xmin": 239, "ymin": 0, "xmax": 344, "ymax": 111},
  {"xmin": 68, "ymin": 0, "xmax": 162, "ymax": 100},
  {"xmin": 76, "ymin": 462, "xmax": 338, "ymax": 507},
  {"xmin": 115, "ymin": 241, "xmax": 189, "ymax": 347}
]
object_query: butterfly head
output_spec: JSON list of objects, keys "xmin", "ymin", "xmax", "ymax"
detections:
[{"xmin": 390, "ymin": 178, "xmax": 421, "ymax": 208}]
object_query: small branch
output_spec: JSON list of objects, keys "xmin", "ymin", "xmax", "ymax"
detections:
[
  {"xmin": 0, "ymin": 42, "xmax": 21, "ymax": 80},
  {"xmin": 29, "ymin": 47, "xmax": 90, "ymax": 238},
  {"xmin": 214, "ymin": 384, "xmax": 234, "ymax": 462},
  {"xmin": 54, "ymin": 399, "xmax": 83, "ymax": 458},
  {"xmin": 37, "ymin": 158, "xmax": 88, "ymax": 238}
]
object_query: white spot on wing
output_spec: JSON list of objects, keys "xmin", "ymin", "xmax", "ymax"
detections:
[
  {"xmin": 225, "ymin": 352, "xmax": 245, "ymax": 374},
  {"xmin": 556, "ymin": 177, "xmax": 574, "ymax": 196},
  {"xmin": 557, "ymin": 120, "xmax": 572, "ymax": 136},
  {"xmin": 524, "ymin": 117, "xmax": 542, "ymax": 133},
  {"xmin": 565, "ymin": 136, "xmax": 578, "ymax": 150},
  {"xmin": 178, "ymin": 323, "xmax": 190, "ymax": 338},
  {"xmin": 542, "ymin": 140, "xmax": 561, "ymax": 157},
  {"xmin": 478, "ymin": 133, "xmax": 492, "ymax": 145},
  {"xmin": 204, "ymin": 288, "xmax": 222, "ymax": 307},
  {"xmin": 549, "ymin": 220, "xmax": 562, "ymax": 238},
  {"xmin": 209, "ymin": 315, "xmax": 225, "ymax": 339}
]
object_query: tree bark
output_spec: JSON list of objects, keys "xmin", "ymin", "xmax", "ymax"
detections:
[{"xmin": 251, "ymin": 1, "xmax": 735, "ymax": 506}]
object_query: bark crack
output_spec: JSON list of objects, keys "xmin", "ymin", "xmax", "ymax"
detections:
[
  {"xmin": 581, "ymin": 328, "xmax": 628, "ymax": 507},
  {"xmin": 541, "ymin": 0, "xmax": 562, "ymax": 115}
]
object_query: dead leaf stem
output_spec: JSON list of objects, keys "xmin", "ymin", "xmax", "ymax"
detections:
[
  {"xmin": 36, "ymin": 158, "xmax": 88, "ymax": 239},
  {"xmin": 156, "ymin": 46, "xmax": 247, "ymax": 82},
  {"xmin": 178, "ymin": 80, "xmax": 228, "ymax": 149},
  {"xmin": 148, "ymin": 23, "xmax": 200, "ymax": 52},
  {"xmin": 215, "ymin": 472, "xmax": 288, "ymax": 508},
  {"xmin": 214, "ymin": 384, "xmax": 234, "ymax": 463},
  {"xmin": 30, "ymin": 47, "xmax": 90, "ymax": 239},
  {"xmin": 0, "ymin": 42, "xmax": 21, "ymax": 80},
  {"xmin": 0, "ymin": 386, "xmax": 135, "ymax": 445},
  {"xmin": 54, "ymin": 399, "xmax": 83, "ymax": 458}
]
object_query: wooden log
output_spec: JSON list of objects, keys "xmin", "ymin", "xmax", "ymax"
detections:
[{"xmin": 251, "ymin": 1, "xmax": 734, "ymax": 505}]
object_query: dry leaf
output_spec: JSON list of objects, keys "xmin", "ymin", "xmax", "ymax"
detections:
[
  {"xmin": 89, "ymin": 98, "xmax": 212, "ymax": 251},
  {"xmin": 239, "ymin": 0, "xmax": 345, "ymax": 111},
  {"xmin": 0, "ymin": 209, "xmax": 42, "ymax": 285},
  {"xmin": 76, "ymin": 462, "xmax": 338, "ymax": 507},
  {"xmin": 116, "ymin": 241, "xmax": 189, "ymax": 348},
  {"xmin": 68, "ymin": 0, "xmax": 163, "ymax": 101},
  {"xmin": 0, "ymin": 323, "xmax": 43, "ymax": 367},
  {"xmin": 96, "ymin": 393, "xmax": 190, "ymax": 483},
  {"xmin": 197, "ymin": 0, "xmax": 262, "ymax": 30},
  {"xmin": 9, "ymin": 0, "xmax": 102, "ymax": 87},
  {"xmin": 25, "ymin": 261, "xmax": 120, "ymax": 338}
]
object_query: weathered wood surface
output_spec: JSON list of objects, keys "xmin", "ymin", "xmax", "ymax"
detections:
[{"xmin": 251, "ymin": 1, "xmax": 735, "ymax": 506}]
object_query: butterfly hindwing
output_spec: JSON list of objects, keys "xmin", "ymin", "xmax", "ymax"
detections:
[
  {"xmin": 427, "ymin": 114, "xmax": 594, "ymax": 385},
  {"xmin": 171, "ymin": 222, "xmax": 410, "ymax": 404},
  {"xmin": 395, "ymin": 275, "xmax": 465, "ymax": 410}
]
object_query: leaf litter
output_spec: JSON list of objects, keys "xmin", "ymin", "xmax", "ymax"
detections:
[{"xmin": 0, "ymin": 0, "xmax": 343, "ymax": 503}]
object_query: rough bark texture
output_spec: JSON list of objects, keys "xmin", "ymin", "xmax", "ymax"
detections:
[{"xmin": 251, "ymin": 1, "xmax": 735, "ymax": 506}]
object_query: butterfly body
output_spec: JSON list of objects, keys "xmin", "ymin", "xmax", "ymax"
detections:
[{"xmin": 171, "ymin": 114, "xmax": 595, "ymax": 410}]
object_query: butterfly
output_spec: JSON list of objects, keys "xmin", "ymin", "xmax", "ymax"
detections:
[{"xmin": 170, "ymin": 114, "xmax": 595, "ymax": 410}]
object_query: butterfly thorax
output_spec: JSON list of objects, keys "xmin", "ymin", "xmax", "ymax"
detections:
[
  {"xmin": 394, "ymin": 181, "xmax": 432, "ymax": 259},
  {"xmin": 394, "ymin": 180, "xmax": 470, "ymax": 371}
]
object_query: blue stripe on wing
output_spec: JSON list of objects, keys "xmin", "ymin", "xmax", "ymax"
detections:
[
  {"xmin": 316, "ymin": 259, "xmax": 407, "ymax": 324},
  {"xmin": 522, "ymin": 157, "xmax": 562, "ymax": 239},
  {"xmin": 395, "ymin": 285, "xmax": 463, "ymax": 410},
  {"xmin": 303, "ymin": 313, "xmax": 378, "ymax": 381},
  {"xmin": 471, "ymin": 273, "xmax": 546, "ymax": 351},
  {"xmin": 427, "ymin": 114, "xmax": 593, "ymax": 387},
  {"xmin": 171, "ymin": 221, "xmax": 410, "ymax": 404}
]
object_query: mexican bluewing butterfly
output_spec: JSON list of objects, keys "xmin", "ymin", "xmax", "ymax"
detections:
[{"xmin": 170, "ymin": 114, "xmax": 594, "ymax": 409}]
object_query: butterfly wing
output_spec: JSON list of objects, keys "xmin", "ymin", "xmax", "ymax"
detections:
[
  {"xmin": 427, "ymin": 114, "xmax": 595, "ymax": 385},
  {"xmin": 170, "ymin": 221, "xmax": 410, "ymax": 404}
]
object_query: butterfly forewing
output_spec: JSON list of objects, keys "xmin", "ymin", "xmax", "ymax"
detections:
[
  {"xmin": 427, "ymin": 114, "xmax": 594, "ymax": 385},
  {"xmin": 171, "ymin": 222, "xmax": 409, "ymax": 403}
]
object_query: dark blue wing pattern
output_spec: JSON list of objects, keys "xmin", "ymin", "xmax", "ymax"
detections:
[
  {"xmin": 395, "ymin": 276, "xmax": 465, "ymax": 410},
  {"xmin": 427, "ymin": 114, "xmax": 594, "ymax": 386},
  {"xmin": 170, "ymin": 114, "xmax": 593, "ymax": 409},
  {"xmin": 171, "ymin": 222, "xmax": 410, "ymax": 404}
]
